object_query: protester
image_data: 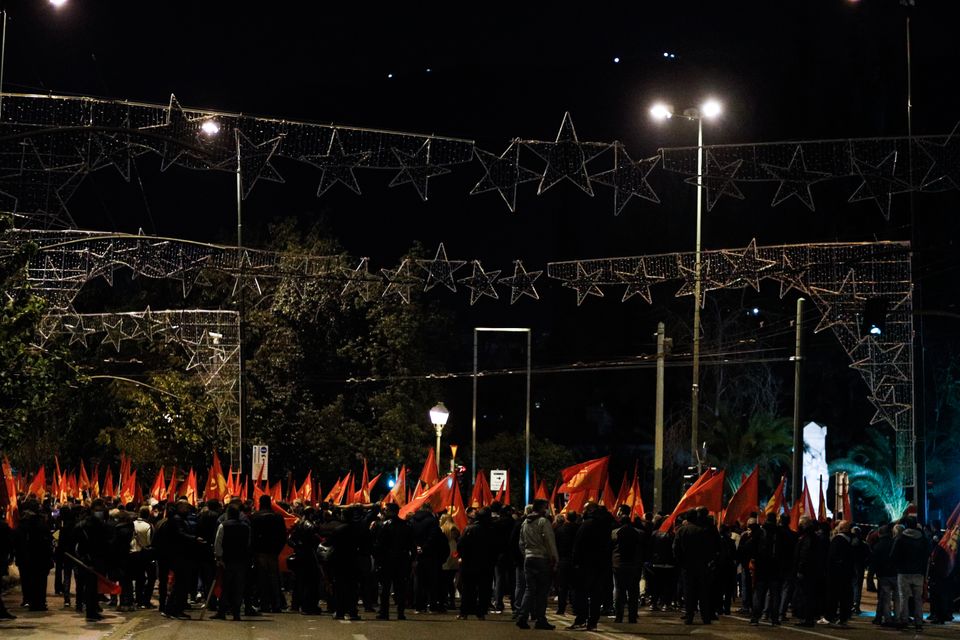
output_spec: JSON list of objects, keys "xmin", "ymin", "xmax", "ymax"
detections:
[
  {"xmin": 891, "ymin": 516, "xmax": 929, "ymax": 631},
  {"xmin": 374, "ymin": 502, "xmax": 415, "ymax": 620},
  {"xmin": 516, "ymin": 499, "xmax": 558, "ymax": 630},
  {"xmin": 211, "ymin": 504, "xmax": 250, "ymax": 621}
]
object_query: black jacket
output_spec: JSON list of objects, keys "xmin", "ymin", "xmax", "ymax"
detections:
[
  {"xmin": 827, "ymin": 533, "xmax": 855, "ymax": 579},
  {"xmin": 891, "ymin": 528, "xmax": 928, "ymax": 575},
  {"xmin": 13, "ymin": 509, "xmax": 52, "ymax": 569},
  {"xmin": 555, "ymin": 520, "xmax": 579, "ymax": 561},
  {"xmin": 573, "ymin": 511, "xmax": 613, "ymax": 573},
  {"xmin": 458, "ymin": 519, "xmax": 496, "ymax": 572},
  {"xmin": 794, "ymin": 529, "xmax": 817, "ymax": 579},
  {"xmin": 374, "ymin": 515, "xmax": 415, "ymax": 570},
  {"xmin": 220, "ymin": 519, "xmax": 251, "ymax": 564},
  {"xmin": 250, "ymin": 509, "xmax": 287, "ymax": 555},
  {"xmin": 673, "ymin": 519, "xmax": 719, "ymax": 572},
  {"xmin": 869, "ymin": 534, "xmax": 897, "ymax": 578},
  {"xmin": 611, "ymin": 522, "xmax": 642, "ymax": 570}
]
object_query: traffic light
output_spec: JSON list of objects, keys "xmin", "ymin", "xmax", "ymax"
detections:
[{"xmin": 861, "ymin": 298, "xmax": 889, "ymax": 337}]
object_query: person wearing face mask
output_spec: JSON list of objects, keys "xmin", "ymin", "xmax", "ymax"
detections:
[{"xmin": 75, "ymin": 499, "xmax": 115, "ymax": 622}]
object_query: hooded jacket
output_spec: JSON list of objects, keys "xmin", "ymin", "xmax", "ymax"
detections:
[
  {"xmin": 890, "ymin": 528, "xmax": 928, "ymax": 576},
  {"xmin": 519, "ymin": 513, "xmax": 558, "ymax": 563}
]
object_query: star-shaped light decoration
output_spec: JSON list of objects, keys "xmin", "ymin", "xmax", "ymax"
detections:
[
  {"xmin": 674, "ymin": 257, "xmax": 720, "ymax": 308},
  {"xmin": 777, "ymin": 252, "xmax": 808, "ymax": 299},
  {"xmin": 88, "ymin": 242, "xmax": 119, "ymax": 286},
  {"xmin": 527, "ymin": 112, "xmax": 608, "ymax": 197},
  {"xmin": 457, "ymin": 260, "xmax": 501, "ymax": 305},
  {"xmin": 235, "ymin": 130, "xmax": 285, "ymax": 199},
  {"xmin": 169, "ymin": 246, "xmax": 212, "ymax": 297},
  {"xmin": 867, "ymin": 384, "xmax": 911, "ymax": 427},
  {"xmin": 498, "ymin": 260, "xmax": 542, "ymax": 304},
  {"xmin": 848, "ymin": 151, "xmax": 912, "ymax": 220},
  {"xmin": 154, "ymin": 94, "xmax": 224, "ymax": 171},
  {"xmin": 89, "ymin": 132, "xmax": 132, "ymax": 182},
  {"xmin": 388, "ymin": 139, "xmax": 451, "ymax": 201},
  {"xmin": 119, "ymin": 229, "xmax": 165, "ymax": 280},
  {"xmin": 720, "ymin": 238, "xmax": 777, "ymax": 291},
  {"xmin": 100, "ymin": 317, "xmax": 129, "ymax": 353},
  {"xmin": 381, "ymin": 259, "xmax": 422, "ymax": 304},
  {"xmin": 231, "ymin": 250, "xmax": 262, "ymax": 298},
  {"xmin": 302, "ymin": 129, "xmax": 370, "ymax": 196},
  {"xmin": 761, "ymin": 145, "xmax": 830, "ymax": 211},
  {"xmin": 130, "ymin": 307, "xmax": 165, "ymax": 342},
  {"xmin": 470, "ymin": 140, "xmax": 540, "ymax": 212},
  {"xmin": 590, "ymin": 144, "xmax": 660, "ymax": 216},
  {"xmin": 684, "ymin": 153, "xmax": 745, "ymax": 211},
  {"xmin": 340, "ymin": 257, "xmax": 382, "ymax": 302},
  {"xmin": 61, "ymin": 313, "xmax": 96, "ymax": 347},
  {"xmin": 812, "ymin": 269, "xmax": 864, "ymax": 334},
  {"xmin": 562, "ymin": 263, "xmax": 605, "ymax": 306},
  {"xmin": 918, "ymin": 121, "xmax": 960, "ymax": 191},
  {"xmin": 850, "ymin": 336, "xmax": 909, "ymax": 390},
  {"xmin": 616, "ymin": 260, "xmax": 664, "ymax": 304},
  {"xmin": 0, "ymin": 138, "xmax": 86, "ymax": 226},
  {"xmin": 416, "ymin": 243, "xmax": 466, "ymax": 293}
]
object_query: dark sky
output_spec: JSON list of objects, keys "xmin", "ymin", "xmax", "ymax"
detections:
[{"xmin": 9, "ymin": 1, "xmax": 960, "ymax": 495}]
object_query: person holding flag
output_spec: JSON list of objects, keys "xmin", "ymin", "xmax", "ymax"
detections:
[{"xmin": 75, "ymin": 499, "xmax": 115, "ymax": 622}]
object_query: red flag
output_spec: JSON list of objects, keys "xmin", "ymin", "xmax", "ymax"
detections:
[
  {"xmin": 614, "ymin": 471, "xmax": 631, "ymax": 511},
  {"xmin": 494, "ymin": 471, "xmax": 510, "ymax": 505},
  {"xmin": 598, "ymin": 474, "xmax": 614, "ymax": 507},
  {"xmin": 659, "ymin": 469, "xmax": 726, "ymax": 532},
  {"xmin": 399, "ymin": 474, "xmax": 458, "ymax": 520},
  {"xmin": 103, "ymin": 466, "xmax": 115, "ymax": 498},
  {"xmin": 938, "ymin": 499, "xmax": 960, "ymax": 573},
  {"xmin": 945, "ymin": 500, "xmax": 960, "ymax": 530},
  {"xmin": 120, "ymin": 470, "xmax": 136, "ymax": 505},
  {"xmin": 626, "ymin": 473, "xmax": 645, "ymax": 520},
  {"xmin": 79, "ymin": 460, "xmax": 90, "ymax": 492},
  {"xmin": 53, "ymin": 456, "xmax": 63, "ymax": 499},
  {"xmin": 366, "ymin": 473, "xmax": 382, "ymax": 502},
  {"xmin": 384, "ymin": 466, "xmax": 406, "ymax": 507},
  {"xmin": 205, "ymin": 451, "xmax": 227, "ymax": 500},
  {"xmin": 324, "ymin": 476, "xmax": 343, "ymax": 503},
  {"xmin": 1, "ymin": 456, "xmax": 18, "ymax": 529},
  {"xmin": 817, "ymin": 476, "xmax": 827, "ymax": 522},
  {"xmin": 762, "ymin": 474, "xmax": 786, "ymax": 519},
  {"xmin": 270, "ymin": 481, "xmax": 282, "ymax": 504},
  {"xmin": 288, "ymin": 478, "xmax": 299, "ymax": 503},
  {"xmin": 299, "ymin": 471, "xmax": 313, "ymax": 505},
  {"xmin": 470, "ymin": 470, "xmax": 494, "ymax": 508},
  {"xmin": 334, "ymin": 471, "xmax": 352, "ymax": 505},
  {"xmin": 842, "ymin": 481, "xmax": 852, "ymax": 521},
  {"xmin": 27, "ymin": 467, "xmax": 47, "ymax": 499},
  {"xmin": 804, "ymin": 480, "xmax": 816, "ymax": 518},
  {"xmin": 360, "ymin": 459, "xmax": 370, "ymax": 502},
  {"xmin": 90, "ymin": 463, "xmax": 100, "ymax": 499},
  {"xmin": 417, "ymin": 448, "xmax": 439, "ymax": 491},
  {"xmin": 166, "ymin": 466, "xmax": 178, "ymax": 503},
  {"xmin": 179, "ymin": 468, "xmax": 197, "ymax": 506},
  {"xmin": 548, "ymin": 479, "xmax": 561, "ymax": 515},
  {"xmin": 149, "ymin": 468, "xmax": 165, "ymax": 503},
  {"xmin": 450, "ymin": 477, "xmax": 468, "ymax": 532},
  {"xmin": 559, "ymin": 456, "xmax": 610, "ymax": 494},
  {"xmin": 723, "ymin": 466, "xmax": 759, "ymax": 527},
  {"xmin": 561, "ymin": 489, "xmax": 589, "ymax": 515}
]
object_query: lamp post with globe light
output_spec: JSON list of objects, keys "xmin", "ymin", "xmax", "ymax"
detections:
[
  {"xmin": 650, "ymin": 98, "xmax": 723, "ymax": 474},
  {"xmin": 429, "ymin": 402, "xmax": 450, "ymax": 474}
]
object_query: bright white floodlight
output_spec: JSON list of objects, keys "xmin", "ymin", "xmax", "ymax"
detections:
[
  {"xmin": 200, "ymin": 119, "xmax": 220, "ymax": 136},
  {"xmin": 700, "ymin": 99, "xmax": 722, "ymax": 119},
  {"xmin": 649, "ymin": 103, "xmax": 673, "ymax": 120}
]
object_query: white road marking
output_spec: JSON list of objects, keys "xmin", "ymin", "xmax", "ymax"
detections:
[{"xmin": 728, "ymin": 615, "xmax": 852, "ymax": 640}]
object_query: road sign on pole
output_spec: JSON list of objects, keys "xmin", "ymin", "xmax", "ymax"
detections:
[
  {"xmin": 252, "ymin": 445, "xmax": 269, "ymax": 481},
  {"xmin": 490, "ymin": 469, "xmax": 507, "ymax": 492}
]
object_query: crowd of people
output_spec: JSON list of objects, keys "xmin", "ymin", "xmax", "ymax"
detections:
[{"xmin": 0, "ymin": 493, "xmax": 957, "ymax": 631}]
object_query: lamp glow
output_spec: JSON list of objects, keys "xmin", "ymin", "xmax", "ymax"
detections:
[
  {"xmin": 700, "ymin": 99, "xmax": 722, "ymax": 119},
  {"xmin": 49, "ymin": 0, "xmax": 69, "ymax": 7},
  {"xmin": 649, "ymin": 103, "xmax": 673, "ymax": 120},
  {"xmin": 200, "ymin": 119, "xmax": 220, "ymax": 136},
  {"xmin": 429, "ymin": 402, "xmax": 450, "ymax": 427}
]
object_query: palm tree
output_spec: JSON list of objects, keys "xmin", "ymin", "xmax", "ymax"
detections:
[
  {"xmin": 702, "ymin": 407, "xmax": 792, "ymax": 498},
  {"xmin": 830, "ymin": 429, "xmax": 907, "ymax": 522}
]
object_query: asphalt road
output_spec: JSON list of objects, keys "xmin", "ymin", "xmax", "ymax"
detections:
[{"xmin": 0, "ymin": 601, "xmax": 955, "ymax": 640}]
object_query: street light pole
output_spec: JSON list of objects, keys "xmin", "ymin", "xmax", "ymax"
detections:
[{"xmin": 691, "ymin": 113, "xmax": 704, "ymax": 474}]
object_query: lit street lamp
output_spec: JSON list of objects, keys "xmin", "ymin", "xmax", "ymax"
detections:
[
  {"xmin": 429, "ymin": 402, "xmax": 450, "ymax": 474},
  {"xmin": 650, "ymin": 97, "xmax": 723, "ymax": 473}
]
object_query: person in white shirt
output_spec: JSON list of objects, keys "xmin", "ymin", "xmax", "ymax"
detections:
[{"xmin": 131, "ymin": 506, "xmax": 156, "ymax": 609}]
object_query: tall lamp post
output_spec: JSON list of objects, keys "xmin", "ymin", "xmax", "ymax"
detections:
[
  {"xmin": 430, "ymin": 402, "xmax": 450, "ymax": 475},
  {"xmin": 650, "ymin": 98, "xmax": 723, "ymax": 472}
]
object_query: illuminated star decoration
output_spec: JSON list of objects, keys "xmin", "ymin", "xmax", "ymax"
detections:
[
  {"xmin": 720, "ymin": 238, "xmax": 777, "ymax": 291},
  {"xmin": 156, "ymin": 94, "xmax": 222, "ymax": 171},
  {"xmin": 89, "ymin": 132, "xmax": 132, "ymax": 182},
  {"xmin": 812, "ymin": 269, "xmax": 863, "ymax": 335},
  {"xmin": 89, "ymin": 242, "xmax": 119, "ymax": 286},
  {"xmin": 381, "ymin": 259, "xmax": 422, "ymax": 304},
  {"xmin": 235, "ymin": 130, "xmax": 285, "ymax": 199},
  {"xmin": 340, "ymin": 257, "xmax": 382, "ymax": 302},
  {"xmin": 470, "ymin": 140, "xmax": 540, "ymax": 212},
  {"xmin": 867, "ymin": 385, "xmax": 911, "ymax": 427},
  {"xmin": 232, "ymin": 250, "xmax": 262, "ymax": 298},
  {"xmin": 457, "ymin": 260, "xmax": 501, "ymax": 305},
  {"xmin": 616, "ymin": 261, "xmax": 664, "ymax": 304},
  {"xmin": 591, "ymin": 144, "xmax": 660, "ymax": 215},
  {"xmin": 303, "ymin": 129, "xmax": 370, "ymax": 196},
  {"xmin": 388, "ymin": 139, "xmax": 451, "ymax": 201},
  {"xmin": 527, "ymin": 112, "xmax": 607, "ymax": 197},
  {"xmin": 849, "ymin": 336, "xmax": 909, "ymax": 390},
  {"xmin": 169, "ymin": 246, "xmax": 211, "ymax": 297},
  {"xmin": 100, "ymin": 317, "xmax": 129, "ymax": 352},
  {"xmin": 416, "ymin": 243, "xmax": 466, "ymax": 293},
  {"xmin": 777, "ymin": 251, "xmax": 807, "ymax": 299},
  {"xmin": 63, "ymin": 314, "xmax": 96, "ymax": 347},
  {"xmin": 918, "ymin": 121, "xmax": 960, "ymax": 190},
  {"xmin": 761, "ymin": 145, "xmax": 830, "ymax": 211},
  {"xmin": 130, "ymin": 306, "xmax": 165, "ymax": 342},
  {"xmin": 1, "ymin": 138, "xmax": 85, "ymax": 227},
  {"xmin": 498, "ymin": 260, "xmax": 542, "ymax": 304},
  {"xmin": 674, "ymin": 257, "xmax": 719, "ymax": 308},
  {"xmin": 848, "ymin": 151, "xmax": 912, "ymax": 220},
  {"xmin": 684, "ymin": 152, "xmax": 745, "ymax": 211},
  {"xmin": 562, "ymin": 263, "xmax": 604, "ymax": 306}
]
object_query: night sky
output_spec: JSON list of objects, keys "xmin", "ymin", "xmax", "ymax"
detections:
[{"xmin": 9, "ymin": 1, "xmax": 960, "ymax": 501}]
